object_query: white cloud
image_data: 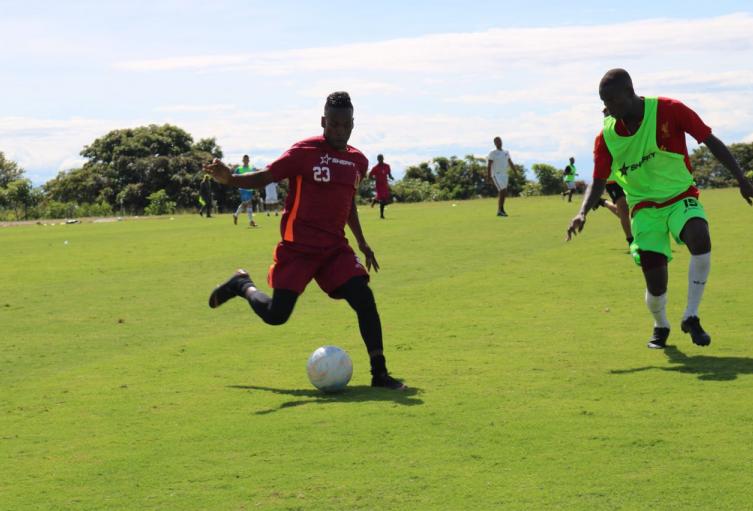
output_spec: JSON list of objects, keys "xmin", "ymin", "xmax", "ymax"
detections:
[
  {"xmin": 6, "ymin": 13, "xmax": 753, "ymax": 184},
  {"xmin": 155, "ymin": 104, "xmax": 237, "ymax": 113},
  {"xmin": 114, "ymin": 14, "xmax": 753, "ymax": 76}
]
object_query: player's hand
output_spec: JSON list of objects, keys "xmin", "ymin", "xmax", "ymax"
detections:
[
  {"xmin": 566, "ymin": 213, "xmax": 586, "ymax": 241},
  {"xmin": 359, "ymin": 241, "xmax": 379, "ymax": 273},
  {"xmin": 203, "ymin": 158, "xmax": 232, "ymax": 185},
  {"xmin": 739, "ymin": 177, "xmax": 753, "ymax": 205}
]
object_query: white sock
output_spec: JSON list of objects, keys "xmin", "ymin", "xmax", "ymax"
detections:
[
  {"xmin": 247, "ymin": 209, "xmax": 254, "ymax": 223},
  {"xmin": 683, "ymin": 252, "xmax": 711, "ymax": 320},
  {"xmin": 235, "ymin": 204, "xmax": 244, "ymax": 216},
  {"xmin": 645, "ymin": 290, "xmax": 670, "ymax": 328}
]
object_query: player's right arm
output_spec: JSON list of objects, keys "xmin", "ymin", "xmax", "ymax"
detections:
[
  {"xmin": 204, "ymin": 159, "xmax": 275, "ymax": 189},
  {"xmin": 566, "ymin": 178, "xmax": 607, "ymax": 241},
  {"xmin": 486, "ymin": 159, "xmax": 493, "ymax": 181}
]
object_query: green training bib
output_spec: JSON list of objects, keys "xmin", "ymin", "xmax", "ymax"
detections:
[
  {"xmin": 565, "ymin": 163, "xmax": 577, "ymax": 182},
  {"xmin": 602, "ymin": 97, "xmax": 693, "ymax": 208}
]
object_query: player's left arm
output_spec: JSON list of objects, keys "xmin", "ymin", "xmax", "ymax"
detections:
[
  {"xmin": 347, "ymin": 197, "xmax": 379, "ymax": 272},
  {"xmin": 387, "ymin": 165, "xmax": 394, "ymax": 181},
  {"xmin": 674, "ymin": 99, "xmax": 753, "ymax": 205},
  {"xmin": 703, "ymin": 134, "xmax": 753, "ymax": 205}
]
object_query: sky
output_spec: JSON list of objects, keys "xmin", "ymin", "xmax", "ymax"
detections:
[{"xmin": 2, "ymin": 0, "xmax": 753, "ymax": 185}]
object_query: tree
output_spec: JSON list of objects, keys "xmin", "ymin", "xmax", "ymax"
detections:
[
  {"xmin": 3, "ymin": 179, "xmax": 35, "ymax": 220},
  {"xmin": 690, "ymin": 141, "xmax": 753, "ymax": 188},
  {"xmin": 404, "ymin": 162, "xmax": 435, "ymax": 183},
  {"xmin": 45, "ymin": 124, "xmax": 227, "ymax": 213},
  {"xmin": 532, "ymin": 163, "xmax": 564, "ymax": 195},
  {"xmin": 0, "ymin": 151, "xmax": 24, "ymax": 188}
]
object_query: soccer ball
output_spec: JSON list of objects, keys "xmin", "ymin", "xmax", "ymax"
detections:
[{"xmin": 306, "ymin": 346, "xmax": 353, "ymax": 392}]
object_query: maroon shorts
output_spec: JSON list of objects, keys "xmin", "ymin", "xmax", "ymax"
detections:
[
  {"xmin": 375, "ymin": 186, "xmax": 390, "ymax": 202},
  {"xmin": 267, "ymin": 241, "xmax": 369, "ymax": 297}
]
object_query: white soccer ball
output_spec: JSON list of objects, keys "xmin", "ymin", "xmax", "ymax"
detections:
[{"xmin": 306, "ymin": 346, "xmax": 353, "ymax": 392}]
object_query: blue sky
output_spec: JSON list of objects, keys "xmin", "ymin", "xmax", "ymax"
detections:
[{"xmin": 2, "ymin": 0, "xmax": 753, "ymax": 184}]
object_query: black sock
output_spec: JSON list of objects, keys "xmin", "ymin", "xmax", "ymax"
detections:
[{"xmin": 370, "ymin": 354, "xmax": 387, "ymax": 376}]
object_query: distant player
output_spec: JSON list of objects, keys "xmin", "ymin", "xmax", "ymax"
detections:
[
  {"xmin": 263, "ymin": 181, "xmax": 280, "ymax": 216},
  {"xmin": 567, "ymin": 68, "xmax": 753, "ymax": 349},
  {"xmin": 232, "ymin": 155, "xmax": 258, "ymax": 227},
  {"xmin": 562, "ymin": 157, "xmax": 578, "ymax": 202},
  {"xmin": 487, "ymin": 137, "xmax": 515, "ymax": 216},
  {"xmin": 369, "ymin": 154, "xmax": 394, "ymax": 219},
  {"xmin": 203, "ymin": 91, "xmax": 406, "ymax": 390},
  {"xmin": 198, "ymin": 174, "xmax": 213, "ymax": 217}
]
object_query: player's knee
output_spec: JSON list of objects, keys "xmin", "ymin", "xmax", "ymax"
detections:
[
  {"xmin": 640, "ymin": 250, "xmax": 667, "ymax": 271},
  {"xmin": 347, "ymin": 284, "xmax": 376, "ymax": 313},
  {"xmin": 263, "ymin": 308, "xmax": 293, "ymax": 326},
  {"xmin": 681, "ymin": 218, "xmax": 711, "ymax": 254}
]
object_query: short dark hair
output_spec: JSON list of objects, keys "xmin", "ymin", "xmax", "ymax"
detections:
[
  {"xmin": 243, "ymin": 154, "xmax": 249, "ymax": 159},
  {"xmin": 325, "ymin": 91, "xmax": 353, "ymax": 111},
  {"xmin": 600, "ymin": 68, "xmax": 633, "ymax": 92}
]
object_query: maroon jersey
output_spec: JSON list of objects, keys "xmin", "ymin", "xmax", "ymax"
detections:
[
  {"xmin": 369, "ymin": 163, "xmax": 391, "ymax": 198},
  {"xmin": 267, "ymin": 135, "xmax": 368, "ymax": 248}
]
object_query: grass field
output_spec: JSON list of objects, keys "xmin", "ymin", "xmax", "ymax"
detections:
[{"xmin": 2, "ymin": 189, "xmax": 753, "ymax": 510}]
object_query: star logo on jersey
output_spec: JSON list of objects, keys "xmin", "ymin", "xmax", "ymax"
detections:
[
  {"xmin": 619, "ymin": 163, "xmax": 629, "ymax": 176},
  {"xmin": 661, "ymin": 122, "xmax": 670, "ymax": 139},
  {"xmin": 320, "ymin": 154, "xmax": 332, "ymax": 165}
]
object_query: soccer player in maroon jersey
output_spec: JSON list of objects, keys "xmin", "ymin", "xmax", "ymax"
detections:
[
  {"xmin": 369, "ymin": 154, "xmax": 394, "ymax": 219},
  {"xmin": 203, "ymin": 92, "xmax": 406, "ymax": 390}
]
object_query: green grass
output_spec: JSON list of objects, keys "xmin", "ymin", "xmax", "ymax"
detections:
[{"xmin": 2, "ymin": 189, "xmax": 753, "ymax": 510}]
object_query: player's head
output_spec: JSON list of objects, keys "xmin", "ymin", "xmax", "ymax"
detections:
[
  {"xmin": 599, "ymin": 68, "xmax": 636, "ymax": 120},
  {"xmin": 569, "ymin": 157, "xmax": 575, "ymax": 164},
  {"xmin": 242, "ymin": 154, "xmax": 249, "ymax": 165},
  {"xmin": 322, "ymin": 91, "xmax": 354, "ymax": 150},
  {"xmin": 377, "ymin": 154, "xmax": 384, "ymax": 163},
  {"xmin": 493, "ymin": 137, "xmax": 502, "ymax": 149}
]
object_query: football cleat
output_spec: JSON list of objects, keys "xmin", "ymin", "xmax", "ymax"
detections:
[
  {"xmin": 371, "ymin": 372, "xmax": 407, "ymax": 390},
  {"xmin": 208, "ymin": 269, "xmax": 253, "ymax": 309},
  {"xmin": 681, "ymin": 316, "xmax": 711, "ymax": 346},
  {"xmin": 647, "ymin": 327, "xmax": 670, "ymax": 349}
]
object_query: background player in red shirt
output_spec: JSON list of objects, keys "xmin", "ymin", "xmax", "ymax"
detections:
[
  {"xmin": 203, "ymin": 92, "xmax": 406, "ymax": 390},
  {"xmin": 369, "ymin": 154, "xmax": 394, "ymax": 219},
  {"xmin": 567, "ymin": 69, "xmax": 753, "ymax": 349}
]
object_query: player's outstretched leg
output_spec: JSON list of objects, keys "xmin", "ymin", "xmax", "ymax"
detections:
[
  {"xmin": 337, "ymin": 276, "xmax": 406, "ymax": 390},
  {"xmin": 209, "ymin": 269, "xmax": 254, "ymax": 308}
]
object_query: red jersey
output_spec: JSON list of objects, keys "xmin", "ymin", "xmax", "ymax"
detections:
[
  {"xmin": 369, "ymin": 162, "xmax": 392, "ymax": 198},
  {"xmin": 593, "ymin": 97, "xmax": 712, "ymax": 180},
  {"xmin": 267, "ymin": 135, "xmax": 368, "ymax": 248}
]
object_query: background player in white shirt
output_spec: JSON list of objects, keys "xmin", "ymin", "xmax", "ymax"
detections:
[
  {"xmin": 487, "ymin": 136, "xmax": 515, "ymax": 217},
  {"xmin": 263, "ymin": 181, "xmax": 280, "ymax": 216}
]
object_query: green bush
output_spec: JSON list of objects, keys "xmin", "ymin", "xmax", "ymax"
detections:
[
  {"xmin": 144, "ymin": 189, "xmax": 176, "ymax": 216},
  {"xmin": 392, "ymin": 179, "xmax": 448, "ymax": 202},
  {"xmin": 521, "ymin": 182, "xmax": 543, "ymax": 197}
]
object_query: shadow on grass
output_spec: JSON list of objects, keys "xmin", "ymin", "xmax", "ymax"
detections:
[
  {"xmin": 610, "ymin": 345, "xmax": 753, "ymax": 381},
  {"xmin": 228, "ymin": 384, "xmax": 424, "ymax": 414}
]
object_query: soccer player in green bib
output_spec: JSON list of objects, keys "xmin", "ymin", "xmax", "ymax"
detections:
[
  {"xmin": 567, "ymin": 69, "xmax": 753, "ymax": 349},
  {"xmin": 562, "ymin": 157, "xmax": 578, "ymax": 202}
]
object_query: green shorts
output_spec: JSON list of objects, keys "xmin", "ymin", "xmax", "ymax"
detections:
[{"xmin": 630, "ymin": 197, "xmax": 707, "ymax": 264}]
